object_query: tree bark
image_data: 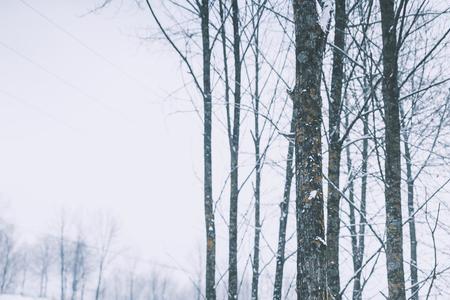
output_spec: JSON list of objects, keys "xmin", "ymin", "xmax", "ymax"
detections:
[
  {"xmin": 326, "ymin": 0, "xmax": 346, "ymax": 298},
  {"xmin": 228, "ymin": 0, "xmax": 241, "ymax": 298},
  {"xmin": 200, "ymin": 1, "xmax": 216, "ymax": 300},
  {"xmin": 379, "ymin": 0, "xmax": 406, "ymax": 299},
  {"xmin": 293, "ymin": 0, "xmax": 329, "ymax": 298}
]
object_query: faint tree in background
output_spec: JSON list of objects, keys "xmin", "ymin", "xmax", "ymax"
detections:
[{"xmin": 94, "ymin": 214, "xmax": 118, "ymax": 300}]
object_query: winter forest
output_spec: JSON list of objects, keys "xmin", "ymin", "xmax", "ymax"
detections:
[{"xmin": 1, "ymin": 0, "xmax": 450, "ymax": 299}]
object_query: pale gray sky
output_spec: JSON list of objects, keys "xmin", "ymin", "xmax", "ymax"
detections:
[{"xmin": 0, "ymin": 0, "xmax": 204, "ymax": 265}]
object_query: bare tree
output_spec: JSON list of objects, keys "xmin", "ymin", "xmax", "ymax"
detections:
[
  {"xmin": 227, "ymin": 1, "xmax": 242, "ymax": 298},
  {"xmin": 94, "ymin": 215, "xmax": 118, "ymax": 300},
  {"xmin": 18, "ymin": 247, "xmax": 30, "ymax": 295},
  {"xmin": 379, "ymin": 0, "xmax": 406, "ymax": 298},
  {"xmin": 251, "ymin": 2, "xmax": 262, "ymax": 299},
  {"xmin": 70, "ymin": 233, "xmax": 89, "ymax": 300},
  {"xmin": 34, "ymin": 236, "xmax": 53, "ymax": 298},
  {"xmin": 58, "ymin": 215, "xmax": 69, "ymax": 300},
  {"xmin": 325, "ymin": 0, "xmax": 346, "ymax": 298},
  {"xmin": 144, "ymin": 1, "xmax": 217, "ymax": 298},
  {"xmin": 273, "ymin": 106, "xmax": 296, "ymax": 300},
  {"xmin": 293, "ymin": 0, "xmax": 332, "ymax": 298},
  {"xmin": 0, "ymin": 224, "xmax": 17, "ymax": 294}
]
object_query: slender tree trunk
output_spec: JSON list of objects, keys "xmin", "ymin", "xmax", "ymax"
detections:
[
  {"xmin": 0, "ymin": 248, "xmax": 9, "ymax": 293},
  {"xmin": 0, "ymin": 240, "xmax": 10, "ymax": 294},
  {"xmin": 352, "ymin": 112, "xmax": 368, "ymax": 300},
  {"xmin": 326, "ymin": 0, "xmax": 346, "ymax": 298},
  {"xmin": 71, "ymin": 254, "xmax": 79, "ymax": 300},
  {"xmin": 95, "ymin": 261, "xmax": 104, "ymax": 300},
  {"xmin": 293, "ymin": 0, "xmax": 329, "ymax": 298},
  {"xmin": 345, "ymin": 114, "xmax": 358, "ymax": 300},
  {"xmin": 60, "ymin": 222, "xmax": 66, "ymax": 300},
  {"xmin": 80, "ymin": 269, "xmax": 86, "ymax": 300},
  {"xmin": 251, "ymin": 11, "xmax": 261, "ymax": 300},
  {"xmin": 20, "ymin": 254, "xmax": 28, "ymax": 295},
  {"xmin": 39, "ymin": 268, "xmax": 45, "ymax": 297},
  {"xmin": 404, "ymin": 138, "xmax": 418, "ymax": 300},
  {"xmin": 400, "ymin": 104, "xmax": 418, "ymax": 300},
  {"xmin": 273, "ymin": 107, "xmax": 296, "ymax": 300},
  {"xmin": 379, "ymin": 0, "xmax": 406, "ymax": 298},
  {"xmin": 200, "ymin": 1, "xmax": 216, "ymax": 299},
  {"xmin": 228, "ymin": 0, "xmax": 241, "ymax": 298}
]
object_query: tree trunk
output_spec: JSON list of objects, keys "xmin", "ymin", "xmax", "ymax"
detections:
[
  {"xmin": 326, "ymin": 0, "xmax": 346, "ymax": 298},
  {"xmin": 60, "ymin": 222, "xmax": 66, "ymax": 300},
  {"xmin": 400, "ymin": 104, "xmax": 418, "ymax": 300},
  {"xmin": 293, "ymin": 0, "xmax": 329, "ymax": 298},
  {"xmin": 251, "ymin": 10, "xmax": 261, "ymax": 300},
  {"xmin": 71, "ymin": 241, "xmax": 81, "ymax": 300},
  {"xmin": 95, "ymin": 262, "xmax": 103, "ymax": 300},
  {"xmin": 379, "ymin": 0, "xmax": 406, "ymax": 298},
  {"xmin": 273, "ymin": 107, "xmax": 296, "ymax": 300},
  {"xmin": 200, "ymin": 1, "xmax": 216, "ymax": 299},
  {"xmin": 404, "ymin": 139, "xmax": 418, "ymax": 300},
  {"xmin": 352, "ymin": 112, "xmax": 368, "ymax": 300},
  {"xmin": 345, "ymin": 115, "xmax": 358, "ymax": 299},
  {"xmin": 228, "ymin": 0, "xmax": 241, "ymax": 298}
]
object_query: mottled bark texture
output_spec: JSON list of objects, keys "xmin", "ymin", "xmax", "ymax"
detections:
[
  {"xmin": 326, "ymin": 0, "xmax": 346, "ymax": 298},
  {"xmin": 273, "ymin": 107, "xmax": 296, "ymax": 300},
  {"xmin": 379, "ymin": 0, "xmax": 406, "ymax": 299},
  {"xmin": 200, "ymin": 0, "xmax": 216, "ymax": 299},
  {"xmin": 293, "ymin": 0, "xmax": 328, "ymax": 298},
  {"xmin": 228, "ymin": 0, "xmax": 241, "ymax": 298}
]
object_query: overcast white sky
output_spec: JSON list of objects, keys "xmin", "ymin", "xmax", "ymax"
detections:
[{"xmin": 0, "ymin": 0, "xmax": 205, "ymax": 266}]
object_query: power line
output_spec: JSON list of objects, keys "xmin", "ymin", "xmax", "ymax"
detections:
[
  {"xmin": 19, "ymin": 0, "xmax": 159, "ymax": 101},
  {"xmin": 0, "ymin": 39, "xmax": 131, "ymax": 122},
  {"xmin": 0, "ymin": 89, "xmax": 78, "ymax": 131}
]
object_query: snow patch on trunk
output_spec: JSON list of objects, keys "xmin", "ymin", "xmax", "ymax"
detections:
[
  {"xmin": 317, "ymin": 0, "xmax": 333, "ymax": 32},
  {"xmin": 308, "ymin": 190, "xmax": 318, "ymax": 200}
]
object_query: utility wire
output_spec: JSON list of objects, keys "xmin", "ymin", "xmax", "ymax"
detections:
[
  {"xmin": 0, "ymin": 88, "xmax": 78, "ymax": 131},
  {"xmin": 19, "ymin": 0, "xmax": 159, "ymax": 101},
  {"xmin": 0, "ymin": 40, "xmax": 131, "ymax": 122}
]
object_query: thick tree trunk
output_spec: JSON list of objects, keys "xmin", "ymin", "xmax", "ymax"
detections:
[
  {"xmin": 200, "ymin": 1, "xmax": 216, "ymax": 299},
  {"xmin": 326, "ymin": 0, "xmax": 346, "ymax": 298},
  {"xmin": 293, "ymin": 0, "xmax": 329, "ymax": 298},
  {"xmin": 379, "ymin": 0, "xmax": 406, "ymax": 299},
  {"xmin": 273, "ymin": 106, "xmax": 296, "ymax": 300},
  {"xmin": 228, "ymin": 0, "xmax": 241, "ymax": 298}
]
